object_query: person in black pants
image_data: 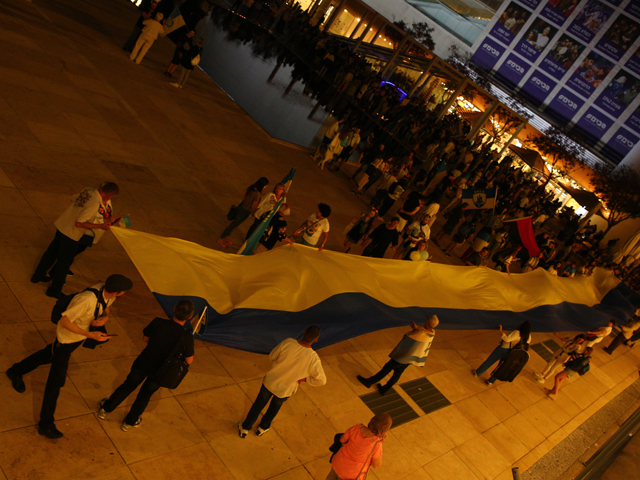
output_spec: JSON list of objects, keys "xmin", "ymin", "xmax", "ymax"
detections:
[
  {"xmin": 97, "ymin": 300, "xmax": 195, "ymax": 431},
  {"xmin": 5, "ymin": 274, "xmax": 133, "ymax": 439},
  {"xmin": 31, "ymin": 182, "xmax": 120, "ymax": 298}
]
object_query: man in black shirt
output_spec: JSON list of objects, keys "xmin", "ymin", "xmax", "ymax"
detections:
[
  {"xmin": 362, "ymin": 218, "xmax": 400, "ymax": 258},
  {"xmin": 97, "ymin": 299, "xmax": 195, "ymax": 431},
  {"xmin": 351, "ymin": 143, "xmax": 385, "ymax": 182}
]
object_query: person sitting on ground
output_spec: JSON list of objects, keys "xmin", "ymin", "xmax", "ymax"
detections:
[
  {"xmin": 361, "ymin": 218, "xmax": 400, "ymax": 258},
  {"xmin": 326, "ymin": 413, "xmax": 391, "ymax": 480},
  {"xmin": 545, "ymin": 347, "xmax": 593, "ymax": 399}
]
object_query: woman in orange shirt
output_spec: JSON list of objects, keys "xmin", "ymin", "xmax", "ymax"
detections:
[{"xmin": 326, "ymin": 413, "xmax": 391, "ymax": 479}]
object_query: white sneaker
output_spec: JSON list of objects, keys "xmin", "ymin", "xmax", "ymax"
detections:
[
  {"xmin": 170, "ymin": 82, "xmax": 180, "ymax": 88},
  {"xmin": 255, "ymin": 427, "xmax": 269, "ymax": 437},
  {"xmin": 97, "ymin": 398, "xmax": 109, "ymax": 420},
  {"xmin": 537, "ymin": 377, "xmax": 546, "ymax": 384},
  {"xmin": 238, "ymin": 422, "xmax": 249, "ymax": 439},
  {"xmin": 534, "ymin": 372, "xmax": 543, "ymax": 378},
  {"xmin": 120, "ymin": 418, "xmax": 142, "ymax": 432}
]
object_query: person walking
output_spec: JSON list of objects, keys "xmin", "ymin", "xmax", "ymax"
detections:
[
  {"xmin": 545, "ymin": 347, "xmax": 593, "ymax": 399},
  {"xmin": 97, "ymin": 300, "xmax": 195, "ymax": 431},
  {"xmin": 130, "ymin": 12, "xmax": 165, "ymax": 65},
  {"xmin": 585, "ymin": 320, "xmax": 615, "ymax": 348},
  {"xmin": 535, "ymin": 333, "xmax": 586, "ymax": 383},
  {"xmin": 473, "ymin": 321, "xmax": 532, "ymax": 385},
  {"xmin": 123, "ymin": 0, "xmax": 159, "ymax": 52},
  {"xmin": 357, "ymin": 315, "xmax": 438, "ymax": 395},
  {"xmin": 6, "ymin": 274, "xmax": 133, "ymax": 438},
  {"xmin": 218, "ymin": 177, "xmax": 269, "ymax": 248},
  {"xmin": 604, "ymin": 316, "xmax": 640, "ymax": 354},
  {"xmin": 31, "ymin": 182, "xmax": 120, "ymax": 299},
  {"xmin": 239, "ymin": 326, "xmax": 326, "ymax": 437},
  {"xmin": 326, "ymin": 413, "xmax": 391, "ymax": 480},
  {"xmin": 170, "ymin": 37, "xmax": 203, "ymax": 89}
]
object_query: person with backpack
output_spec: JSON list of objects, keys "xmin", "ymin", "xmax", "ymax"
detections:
[
  {"xmin": 97, "ymin": 299, "xmax": 195, "ymax": 432},
  {"xmin": 472, "ymin": 321, "xmax": 532, "ymax": 385},
  {"xmin": 5, "ymin": 274, "xmax": 133, "ymax": 439},
  {"xmin": 545, "ymin": 347, "xmax": 593, "ymax": 399},
  {"xmin": 535, "ymin": 333, "xmax": 587, "ymax": 383}
]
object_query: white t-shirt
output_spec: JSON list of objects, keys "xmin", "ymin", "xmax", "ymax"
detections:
[
  {"xmin": 254, "ymin": 193, "xmax": 285, "ymax": 219},
  {"xmin": 54, "ymin": 188, "xmax": 111, "ymax": 242},
  {"xmin": 56, "ymin": 284, "xmax": 115, "ymax": 344},
  {"xmin": 263, "ymin": 338, "xmax": 326, "ymax": 398},
  {"xmin": 407, "ymin": 221, "xmax": 431, "ymax": 244},
  {"xmin": 303, "ymin": 213, "xmax": 330, "ymax": 245},
  {"xmin": 500, "ymin": 330, "xmax": 531, "ymax": 348}
]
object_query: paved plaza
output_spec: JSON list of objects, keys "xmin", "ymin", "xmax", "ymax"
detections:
[{"xmin": 0, "ymin": 0, "xmax": 639, "ymax": 479}]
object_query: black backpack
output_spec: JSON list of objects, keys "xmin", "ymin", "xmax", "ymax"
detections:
[{"xmin": 51, "ymin": 287, "xmax": 107, "ymax": 324}]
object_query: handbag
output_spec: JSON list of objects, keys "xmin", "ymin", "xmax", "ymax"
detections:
[
  {"xmin": 191, "ymin": 54, "xmax": 201, "ymax": 66},
  {"xmin": 154, "ymin": 335, "xmax": 190, "ymax": 389},
  {"xmin": 227, "ymin": 205, "xmax": 238, "ymax": 221}
]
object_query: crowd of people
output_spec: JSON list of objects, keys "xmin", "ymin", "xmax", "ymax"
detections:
[{"xmin": 5, "ymin": 3, "xmax": 640, "ymax": 479}]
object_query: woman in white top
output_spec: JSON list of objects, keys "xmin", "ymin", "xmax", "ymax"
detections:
[
  {"xmin": 245, "ymin": 183, "xmax": 286, "ymax": 240},
  {"xmin": 473, "ymin": 321, "xmax": 532, "ymax": 384}
]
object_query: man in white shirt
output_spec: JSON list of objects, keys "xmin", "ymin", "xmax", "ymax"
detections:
[
  {"xmin": 31, "ymin": 182, "xmax": 120, "ymax": 299},
  {"xmin": 586, "ymin": 320, "xmax": 616, "ymax": 348},
  {"xmin": 239, "ymin": 326, "xmax": 326, "ymax": 438},
  {"xmin": 290, "ymin": 203, "xmax": 331, "ymax": 251},
  {"xmin": 6, "ymin": 274, "xmax": 133, "ymax": 439}
]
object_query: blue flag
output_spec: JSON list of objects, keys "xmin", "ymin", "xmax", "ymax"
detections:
[
  {"xmin": 237, "ymin": 168, "xmax": 296, "ymax": 255},
  {"xmin": 461, "ymin": 187, "xmax": 498, "ymax": 209}
]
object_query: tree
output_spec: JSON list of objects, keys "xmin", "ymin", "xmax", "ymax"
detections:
[
  {"xmin": 589, "ymin": 164, "xmax": 640, "ymax": 237},
  {"xmin": 486, "ymin": 106, "xmax": 523, "ymax": 147},
  {"xmin": 528, "ymin": 127, "xmax": 582, "ymax": 188}
]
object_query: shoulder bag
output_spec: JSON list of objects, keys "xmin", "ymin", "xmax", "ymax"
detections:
[{"xmin": 154, "ymin": 334, "xmax": 190, "ymax": 389}]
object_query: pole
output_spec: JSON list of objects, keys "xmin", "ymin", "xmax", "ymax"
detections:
[
  {"xmin": 498, "ymin": 120, "xmax": 527, "ymax": 155},
  {"xmin": 323, "ymin": 0, "xmax": 347, "ymax": 32},
  {"xmin": 466, "ymin": 100, "xmax": 498, "ymax": 140},
  {"xmin": 408, "ymin": 58, "xmax": 435, "ymax": 97},
  {"xmin": 380, "ymin": 33, "xmax": 410, "ymax": 80}
]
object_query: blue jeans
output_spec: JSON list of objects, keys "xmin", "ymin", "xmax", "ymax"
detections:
[
  {"xmin": 242, "ymin": 384, "xmax": 289, "ymax": 430},
  {"xmin": 476, "ymin": 346, "xmax": 511, "ymax": 383}
]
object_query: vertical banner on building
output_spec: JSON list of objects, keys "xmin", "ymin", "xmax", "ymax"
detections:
[
  {"xmin": 567, "ymin": 50, "xmax": 614, "ymax": 98},
  {"xmin": 496, "ymin": 53, "xmax": 532, "ymax": 88},
  {"xmin": 568, "ymin": 0, "xmax": 613, "ymax": 43},
  {"xmin": 520, "ymin": 70, "xmax": 558, "ymax": 106},
  {"xmin": 540, "ymin": 0, "xmax": 576, "ymax": 27},
  {"xmin": 471, "ymin": 37, "xmax": 508, "ymax": 70},
  {"xmin": 490, "ymin": 1, "xmax": 533, "ymax": 46},
  {"xmin": 544, "ymin": 87, "xmax": 585, "ymax": 122},
  {"xmin": 540, "ymin": 33, "xmax": 586, "ymax": 79},
  {"xmin": 625, "ymin": 1, "xmax": 640, "ymax": 21},
  {"xmin": 516, "ymin": 19, "xmax": 559, "ymax": 61},
  {"xmin": 626, "ymin": 46, "xmax": 640, "ymax": 76},
  {"xmin": 601, "ymin": 126, "xmax": 639, "ymax": 164},
  {"xmin": 625, "ymin": 105, "xmax": 640, "ymax": 135},
  {"xmin": 572, "ymin": 106, "xmax": 613, "ymax": 145},
  {"xmin": 594, "ymin": 69, "xmax": 640, "ymax": 117},
  {"xmin": 595, "ymin": 14, "xmax": 640, "ymax": 61}
]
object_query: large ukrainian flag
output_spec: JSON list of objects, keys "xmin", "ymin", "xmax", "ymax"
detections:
[{"xmin": 112, "ymin": 228, "xmax": 639, "ymax": 354}]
